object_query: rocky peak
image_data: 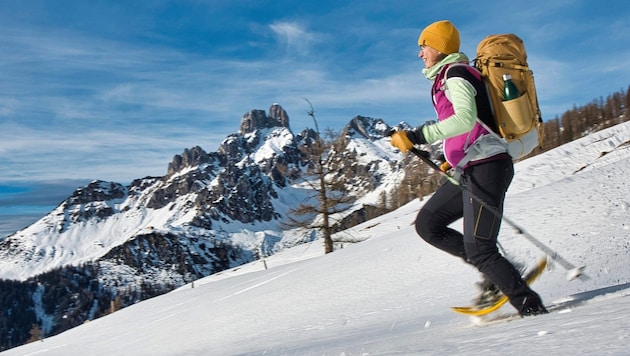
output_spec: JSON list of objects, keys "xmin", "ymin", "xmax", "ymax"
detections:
[
  {"xmin": 269, "ymin": 103, "xmax": 290, "ymax": 129},
  {"xmin": 239, "ymin": 103, "xmax": 290, "ymax": 135},
  {"xmin": 341, "ymin": 115, "xmax": 391, "ymax": 140},
  {"xmin": 66, "ymin": 180, "xmax": 127, "ymax": 205},
  {"xmin": 167, "ymin": 146, "xmax": 212, "ymax": 176}
]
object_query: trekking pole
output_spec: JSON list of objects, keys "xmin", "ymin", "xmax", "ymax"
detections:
[{"xmin": 409, "ymin": 147, "xmax": 589, "ymax": 281}]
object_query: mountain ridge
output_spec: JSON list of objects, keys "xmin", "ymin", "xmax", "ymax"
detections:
[{"xmin": 0, "ymin": 103, "xmax": 413, "ymax": 351}]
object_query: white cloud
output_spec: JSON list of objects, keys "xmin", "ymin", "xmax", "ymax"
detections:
[{"xmin": 269, "ymin": 21, "xmax": 317, "ymax": 56}]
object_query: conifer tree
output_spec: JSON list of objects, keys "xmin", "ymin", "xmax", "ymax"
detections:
[{"xmin": 285, "ymin": 100, "xmax": 355, "ymax": 253}]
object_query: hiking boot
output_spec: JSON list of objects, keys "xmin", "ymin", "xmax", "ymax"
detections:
[
  {"xmin": 473, "ymin": 278, "xmax": 502, "ymax": 308},
  {"xmin": 519, "ymin": 295, "xmax": 549, "ymax": 317}
]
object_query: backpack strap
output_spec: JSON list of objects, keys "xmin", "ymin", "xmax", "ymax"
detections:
[
  {"xmin": 439, "ymin": 63, "xmax": 509, "ymax": 180},
  {"xmin": 440, "ymin": 63, "xmax": 498, "ymax": 133},
  {"xmin": 475, "ymin": 58, "xmax": 529, "ymax": 72}
]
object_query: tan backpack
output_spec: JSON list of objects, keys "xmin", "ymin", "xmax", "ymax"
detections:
[{"xmin": 474, "ymin": 34, "xmax": 544, "ymax": 158}]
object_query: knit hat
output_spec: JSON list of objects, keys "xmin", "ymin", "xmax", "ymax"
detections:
[{"xmin": 418, "ymin": 20, "xmax": 460, "ymax": 54}]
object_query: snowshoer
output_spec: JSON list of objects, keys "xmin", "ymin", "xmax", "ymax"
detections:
[{"xmin": 390, "ymin": 20, "xmax": 547, "ymax": 316}]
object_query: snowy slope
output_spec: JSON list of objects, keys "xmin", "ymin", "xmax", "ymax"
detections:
[{"xmin": 4, "ymin": 122, "xmax": 630, "ymax": 355}]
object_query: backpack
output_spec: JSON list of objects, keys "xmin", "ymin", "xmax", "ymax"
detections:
[{"xmin": 474, "ymin": 34, "xmax": 544, "ymax": 159}]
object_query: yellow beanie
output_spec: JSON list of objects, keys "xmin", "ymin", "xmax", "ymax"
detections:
[{"xmin": 418, "ymin": 20, "xmax": 460, "ymax": 54}]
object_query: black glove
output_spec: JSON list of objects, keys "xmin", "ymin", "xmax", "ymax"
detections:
[{"xmin": 406, "ymin": 125, "xmax": 427, "ymax": 145}]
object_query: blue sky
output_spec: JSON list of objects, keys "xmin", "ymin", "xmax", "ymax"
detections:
[{"xmin": 1, "ymin": 0, "xmax": 629, "ymax": 236}]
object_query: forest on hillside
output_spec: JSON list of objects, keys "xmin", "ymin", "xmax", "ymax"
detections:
[{"xmin": 538, "ymin": 86, "xmax": 630, "ymax": 153}]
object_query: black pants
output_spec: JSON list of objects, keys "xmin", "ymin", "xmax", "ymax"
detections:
[{"xmin": 415, "ymin": 156, "xmax": 536, "ymax": 308}]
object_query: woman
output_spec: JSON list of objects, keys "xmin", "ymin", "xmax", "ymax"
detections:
[{"xmin": 390, "ymin": 20, "xmax": 547, "ymax": 316}]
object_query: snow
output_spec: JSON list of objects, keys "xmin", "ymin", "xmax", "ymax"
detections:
[
  {"xmin": 0, "ymin": 123, "xmax": 402, "ymax": 282},
  {"xmin": 0, "ymin": 192, "xmax": 192, "ymax": 280},
  {"xmin": 4, "ymin": 122, "xmax": 630, "ymax": 355},
  {"xmin": 252, "ymin": 127, "xmax": 295, "ymax": 164}
]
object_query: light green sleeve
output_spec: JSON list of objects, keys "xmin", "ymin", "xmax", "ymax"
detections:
[{"xmin": 421, "ymin": 77, "xmax": 478, "ymax": 144}]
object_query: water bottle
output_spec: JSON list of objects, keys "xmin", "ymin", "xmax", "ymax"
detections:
[{"xmin": 502, "ymin": 74, "xmax": 519, "ymax": 100}]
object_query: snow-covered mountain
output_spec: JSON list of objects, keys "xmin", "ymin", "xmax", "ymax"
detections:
[
  {"xmin": 0, "ymin": 105, "xmax": 407, "ymax": 281},
  {"xmin": 4, "ymin": 119, "xmax": 630, "ymax": 356},
  {"xmin": 0, "ymin": 104, "xmax": 422, "ymax": 350}
]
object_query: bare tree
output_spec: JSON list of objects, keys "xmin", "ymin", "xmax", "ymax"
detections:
[{"xmin": 284, "ymin": 100, "xmax": 355, "ymax": 254}]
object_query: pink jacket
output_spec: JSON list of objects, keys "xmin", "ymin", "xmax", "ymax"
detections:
[{"xmin": 431, "ymin": 64, "xmax": 491, "ymax": 167}]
